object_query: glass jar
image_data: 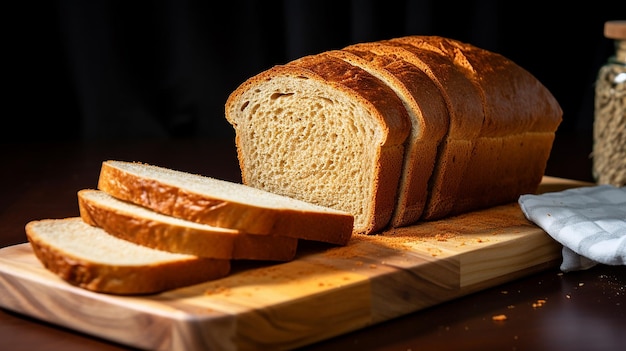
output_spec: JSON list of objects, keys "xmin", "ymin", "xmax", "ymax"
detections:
[{"xmin": 592, "ymin": 20, "xmax": 626, "ymax": 187}]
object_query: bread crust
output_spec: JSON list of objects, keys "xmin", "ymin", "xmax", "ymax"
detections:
[
  {"xmin": 347, "ymin": 41, "xmax": 485, "ymax": 220},
  {"xmin": 78, "ymin": 189, "xmax": 298, "ymax": 261},
  {"xmin": 327, "ymin": 49, "xmax": 448, "ymax": 227},
  {"xmin": 26, "ymin": 218, "xmax": 230, "ymax": 295},
  {"xmin": 98, "ymin": 161, "xmax": 354, "ymax": 245}
]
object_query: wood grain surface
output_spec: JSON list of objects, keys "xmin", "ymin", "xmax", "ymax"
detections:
[{"xmin": 0, "ymin": 177, "xmax": 589, "ymax": 351}]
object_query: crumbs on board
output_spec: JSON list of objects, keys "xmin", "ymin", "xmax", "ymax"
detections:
[{"xmin": 381, "ymin": 202, "xmax": 533, "ymax": 239}]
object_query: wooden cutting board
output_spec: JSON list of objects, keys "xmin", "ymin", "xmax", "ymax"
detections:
[{"xmin": 0, "ymin": 177, "xmax": 589, "ymax": 351}]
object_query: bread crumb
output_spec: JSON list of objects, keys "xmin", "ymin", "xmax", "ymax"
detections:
[
  {"xmin": 427, "ymin": 248, "xmax": 442, "ymax": 257},
  {"xmin": 434, "ymin": 233, "xmax": 452, "ymax": 241},
  {"xmin": 204, "ymin": 285, "xmax": 231, "ymax": 295},
  {"xmin": 532, "ymin": 299, "xmax": 547, "ymax": 308},
  {"xmin": 378, "ymin": 203, "xmax": 532, "ymax": 246},
  {"xmin": 492, "ymin": 314, "xmax": 507, "ymax": 321}
]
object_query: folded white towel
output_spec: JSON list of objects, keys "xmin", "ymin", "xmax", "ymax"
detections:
[{"xmin": 518, "ymin": 185, "xmax": 626, "ymax": 272}]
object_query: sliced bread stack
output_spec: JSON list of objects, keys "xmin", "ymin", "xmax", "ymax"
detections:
[
  {"xmin": 26, "ymin": 160, "xmax": 354, "ymax": 295},
  {"xmin": 225, "ymin": 35, "xmax": 563, "ymax": 235}
]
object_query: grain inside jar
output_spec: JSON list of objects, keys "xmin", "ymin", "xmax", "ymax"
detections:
[{"xmin": 593, "ymin": 20, "xmax": 626, "ymax": 187}]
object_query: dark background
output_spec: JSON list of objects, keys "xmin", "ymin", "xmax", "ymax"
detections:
[{"xmin": 6, "ymin": 0, "xmax": 625, "ymax": 142}]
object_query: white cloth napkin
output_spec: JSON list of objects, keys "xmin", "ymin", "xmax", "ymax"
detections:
[{"xmin": 518, "ymin": 185, "xmax": 626, "ymax": 272}]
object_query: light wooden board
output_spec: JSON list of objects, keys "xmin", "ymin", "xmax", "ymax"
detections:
[{"xmin": 0, "ymin": 177, "xmax": 588, "ymax": 350}]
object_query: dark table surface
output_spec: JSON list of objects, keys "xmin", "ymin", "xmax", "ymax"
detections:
[{"xmin": 1, "ymin": 131, "xmax": 624, "ymax": 351}]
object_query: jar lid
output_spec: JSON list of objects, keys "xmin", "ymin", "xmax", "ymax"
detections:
[{"xmin": 605, "ymin": 20, "xmax": 626, "ymax": 40}]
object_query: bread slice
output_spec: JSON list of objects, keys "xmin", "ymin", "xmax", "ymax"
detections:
[
  {"xmin": 25, "ymin": 218, "xmax": 230, "ymax": 295},
  {"xmin": 225, "ymin": 53, "xmax": 411, "ymax": 235},
  {"xmin": 78, "ymin": 189, "xmax": 298, "ymax": 261},
  {"xmin": 344, "ymin": 41, "xmax": 485, "ymax": 221},
  {"xmin": 325, "ymin": 48, "xmax": 448, "ymax": 227},
  {"xmin": 97, "ymin": 160, "xmax": 355, "ymax": 245},
  {"xmin": 389, "ymin": 36, "xmax": 563, "ymax": 215}
]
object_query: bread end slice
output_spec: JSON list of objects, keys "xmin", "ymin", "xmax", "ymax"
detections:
[{"xmin": 26, "ymin": 218, "xmax": 230, "ymax": 295}]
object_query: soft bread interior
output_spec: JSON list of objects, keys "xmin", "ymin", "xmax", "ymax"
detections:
[
  {"xmin": 228, "ymin": 73, "xmax": 381, "ymax": 232},
  {"xmin": 27, "ymin": 218, "xmax": 201, "ymax": 265}
]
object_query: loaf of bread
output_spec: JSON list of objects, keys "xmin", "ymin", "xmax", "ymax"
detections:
[
  {"xmin": 97, "ymin": 160, "xmax": 355, "ymax": 245},
  {"xmin": 78, "ymin": 189, "xmax": 298, "ymax": 261},
  {"xmin": 25, "ymin": 218, "xmax": 231, "ymax": 295},
  {"xmin": 387, "ymin": 36, "xmax": 563, "ymax": 219},
  {"xmin": 339, "ymin": 41, "xmax": 484, "ymax": 225},
  {"xmin": 225, "ymin": 35, "xmax": 562, "ymax": 234}
]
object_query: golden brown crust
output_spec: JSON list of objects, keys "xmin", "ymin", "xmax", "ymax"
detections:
[
  {"xmin": 352, "ymin": 41, "xmax": 485, "ymax": 139},
  {"xmin": 26, "ymin": 219, "xmax": 230, "ymax": 295},
  {"xmin": 366, "ymin": 144, "xmax": 405, "ymax": 233},
  {"xmin": 390, "ymin": 35, "xmax": 562, "ymax": 135}
]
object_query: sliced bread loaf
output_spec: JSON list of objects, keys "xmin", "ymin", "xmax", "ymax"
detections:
[
  {"xmin": 97, "ymin": 160, "xmax": 355, "ymax": 245},
  {"xmin": 25, "ymin": 218, "xmax": 231, "ymax": 295},
  {"xmin": 78, "ymin": 189, "xmax": 298, "ymax": 261},
  {"xmin": 343, "ymin": 40, "xmax": 485, "ymax": 221},
  {"xmin": 224, "ymin": 35, "xmax": 562, "ymax": 232},
  {"xmin": 389, "ymin": 36, "xmax": 563, "ymax": 216},
  {"xmin": 225, "ymin": 53, "xmax": 411, "ymax": 235},
  {"xmin": 325, "ymin": 48, "xmax": 448, "ymax": 227}
]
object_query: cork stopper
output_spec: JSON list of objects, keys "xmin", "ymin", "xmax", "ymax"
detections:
[{"xmin": 604, "ymin": 20, "xmax": 626, "ymax": 40}]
